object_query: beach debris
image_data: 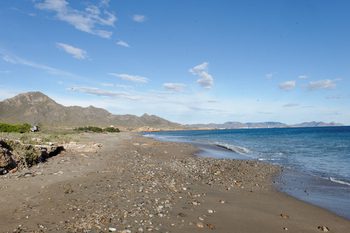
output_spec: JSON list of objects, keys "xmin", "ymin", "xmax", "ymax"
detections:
[
  {"xmin": 283, "ymin": 227, "xmax": 288, "ymax": 230},
  {"xmin": 108, "ymin": 227, "xmax": 117, "ymax": 232},
  {"xmin": 207, "ymin": 224, "xmax": 215, "ymax": 229},
  {"xmin": 197, "ymin": 222, "xmax": 204, "ymax": 228},
  {"xmin": 191, "ymin": 200, "xmax": 201, "ymax": 205},
  {"xmin": 208, "ymin": 209, "xmax": 214, "ymax": 213},
  {"xmin": 198, "ymin": 217, "xmax": 204, "ymax": 221},
  {"xmin": 219, "ymin": 200, "xmax": 225, "ymax": 204},
  {"xmin": 177, "ymin": 212, "xmax": 185, "ymax": 217},
  {"xmin": 64, "ymin": 188, "xmax": 73, "ymax": 194},
  {"xmin": 280, "ymin": 214, "xmax": 289, "ymax": 218},
  {"xmin": 318, "ymin": 226, "xmax": 330, "ymax": 232}
]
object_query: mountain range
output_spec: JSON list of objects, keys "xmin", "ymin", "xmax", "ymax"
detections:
[
  {"xmin": 0, "ymin": 92, "xmax": 345, "ymax": 130},
  {"xmin": 0, "ymin": 92, "xmax": 183, "ymax": 129},
  {"xmin": 187, "ymin": 121, "xmax": 344, "ymax": 129}
]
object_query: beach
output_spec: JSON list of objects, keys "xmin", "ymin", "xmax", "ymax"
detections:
[{"xmin": 1, "ymin": 132, "xmax": 349, "ymax": 232}]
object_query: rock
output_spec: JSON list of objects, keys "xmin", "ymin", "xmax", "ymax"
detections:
[
  {"xmin": 219, "ymin": 200, "xmax": 225, "ymax": 204},
  {"xmin": 318, "ymin": 226, "xmax": 330, "ymax": 232},
  {"xmin": 177, "ymin": 213, "xmax": 185, "ymax": 217},
  {"xmin": 208, "ymin": 209, "xmax": 214, "ymax": 213},
  {"xmin": 196, "ymin": 222, "xmax": 204, "ymax": 228},
  {"xmin": 280, "ymin": 214, "xmax": 288, "ymax": 218},
  {"xmin": 108, "ymin": 227, "xmax": 117, "ymax": 232},
  {"xmin": 207, "ymin": 224, "xmax": 215, "ymax": 229},
  {"xmin": 65, "ymin": 188, "xmax": 74, "ymax": 194}
]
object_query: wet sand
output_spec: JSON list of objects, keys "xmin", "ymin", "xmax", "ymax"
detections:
[{"xmin": 0, "ymin": 132, "xmax": 349, "ymax": 232}]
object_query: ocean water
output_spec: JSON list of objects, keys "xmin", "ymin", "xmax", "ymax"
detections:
[{"xmin": 143, "ymin": 126, "xmax": 350, "ymax": 219}]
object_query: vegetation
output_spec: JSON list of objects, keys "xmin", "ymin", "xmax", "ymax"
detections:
[
  {"xmin": 74, "ymin": 126, "xmax": 120, "ymax": 133},
  {"xmin": 0, "ymin": 122, "xmax": 31, "ymax": 133}
]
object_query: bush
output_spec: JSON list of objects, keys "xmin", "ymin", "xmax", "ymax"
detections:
[
  {"xmin": 103, "ymin": 127, "xmax": 120, "ymax": 133},
  {"xmin": 0, "ymin": 122, "xmax": 31, "ymax": 133},
  {"xmin": 73, "ymin": 126, "xmax": 120, "ymax": 133}
]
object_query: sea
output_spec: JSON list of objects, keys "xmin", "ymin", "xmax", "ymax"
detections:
[{"xmin": 143, "ymin": 126, "xmax": 350, "ymax": 220}]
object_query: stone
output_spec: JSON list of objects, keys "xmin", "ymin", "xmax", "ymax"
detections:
[
  {"xmin": 318, "ymin": 226, "xmax": 330, "ymax": 232},
  {"xmin": 197, "ymin": 222, "xmax": 204, "ymax": 228},
  {"xmin": 207, "ymin": 224, "xmax": 214, "ymax": 229}
]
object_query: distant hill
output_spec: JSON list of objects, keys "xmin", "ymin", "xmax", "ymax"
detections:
[
  {"xmin": 187, "ymin": 120, "xmax": 344, "ymax": 129},
  {"xmin": 0, "ymin": 92, "xmax": 183, "ymax": 128}
]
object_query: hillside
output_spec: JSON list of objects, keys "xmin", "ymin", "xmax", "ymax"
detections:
[{"xmin": 0, "ymin": 92, "xmax": 183, "ymax": 129}]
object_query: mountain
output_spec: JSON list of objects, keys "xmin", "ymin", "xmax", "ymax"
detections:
[
  {"xmin": 0, "ymin": 92, "xmax": 183, "ymax": 128},
  {"xmin": 290, "ymin": 121, "xmax": 344, "ymax": 128},
  {"xmin": 187, "ymin": 120, "xmax": 344, "ymax": 129}
]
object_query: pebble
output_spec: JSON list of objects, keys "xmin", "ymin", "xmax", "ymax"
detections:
[
  {"xmin": 318, "ymin": 226, "xmax": 330, "ymax": 232},
  {"xmin": 196, "ymin": 222, "xmax": 204, "ymax": 228}
]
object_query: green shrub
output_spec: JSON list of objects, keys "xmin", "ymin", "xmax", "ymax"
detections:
[
  {"xmin": 73, "ymin": 126, "xmax": 120, "ymax": 133},
  {"xmin": 0, "ymin": 122, "xmax": 31, "ymax": 133},
  {"xmin": 103, "ymin": 127, "xmax": 120, "ymax": 133}
]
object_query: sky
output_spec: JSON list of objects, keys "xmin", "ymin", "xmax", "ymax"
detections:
[{"xmin": 1, "ymin": 0, "xmax": 350, "ymax": 125}]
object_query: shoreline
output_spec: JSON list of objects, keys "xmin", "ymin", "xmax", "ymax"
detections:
[
  {"xmin": 0, "ymin": 132, "xmax": 349, "ymax": 232},
  {"xmin": 143, "ymin": 131, "xmax": 350, "ymax": 221}
]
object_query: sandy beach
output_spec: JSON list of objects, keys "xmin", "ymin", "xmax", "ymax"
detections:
[{"xmin": 1, "ymin": 132, "xmax": 349, "ymax": 233}]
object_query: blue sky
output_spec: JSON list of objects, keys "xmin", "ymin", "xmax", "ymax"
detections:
[{"xmin": 1, "ymin": 0, "xmax": 350, "ymax": 125}]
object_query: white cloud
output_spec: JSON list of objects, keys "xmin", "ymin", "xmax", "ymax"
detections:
[
  {"xmin": 325, "ymin": 94, "xmax": 346, "ymax": 99},
  {"xmin": 278, "ymin": 80, "xmax": 296, "ymax": 91},
  {"xmin": 0, "ymin": 49, "xmax": 85, "ymax": 80},
  {"xmin": 189, "ymin": 62, "xmax": 209, "ymax": 75},
  {"xmin": 0, "ymin": 71, "xmax": 10, "ymax": 74},
  {"xmin": 196, "ymin": 72, "xmax": 214, "ymax": 89},
  {"xmin": 189, "ymin": 62, "xmax": 214, "ymax": 89},
  {"xmin": 283, "ymin": 103, "xmax": 300, "ymax": 107},
  {"xmin": 132, "ymin": 14, "xmax": 147, "ymax": 22},
  {"xmin": 116, "ymin": 40, "xmax": 130, "ymax": 47},
  {"xmin": 266, "ymin": 72, "xmax": 277, "ymax": 79},
  {"xmin": 56, "ymin": 43, "xmax": 88, "ymax": 59},
  {"xmin": 67, "ymin": 86, "xmax": 143, "ymax": 100},
  {"xmin": 35, "ymin": 0, "xmax": 117, "ymax": 39},
  {"xmin": 102, "ymin": 83, "xmax": 134, "ymax": 89},
  {"xmin": 108, "ymin": 73, "xmax": 149, "ymax": 83},
  {"xmin": 305, "ymin": 79, "xmax": 342, "ymax": 91},
  {"xmin": 299, "ymin": 75, "xmax": 309, "ymax": 79},
  {"xmin": 163, "ymin": 83, "xmax": 189, "ymax": 93},
  {"xmin": 99, "ymin": 0, "xmax": 110, "ymax": 7}
]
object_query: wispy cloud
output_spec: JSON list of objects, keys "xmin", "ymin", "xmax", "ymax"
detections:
[
  {"xmin": 299, "ymin": 75, "xmax": 309, "ymax": 79},
  {"xmin": 67, "ymin": 86, "xmax": 143, "ymax": 100},
  {"xmin": 278, "ymin": 80, "xmax": 296, "ymax": 92},
  {"xmin": 99, "ymin": 0, "xmax": 110, "ymax": 7},
  {"xmin": 256, "ymin": 111, "xmax": 274, "ymax": 114},
  {"xmin": 56, "ymin": 43, "xmax": 88, "ymax": 59},
  {"xmin": 108, "ymin": 73, "xmax": 149, "ymax": 83},
  {"xmin": 189, "ymin": 62, "xmax": 214, "ymax": 89},
  {"xmin": 102, "ymin": 83, "xmax": 134, "ymax": 89},
  {"xmin": 0, "ymin": 49, "xmax": 84, "ymax": 80},
  {"xmin": 116, "ymin": 40, "xmax": 130, "ymax": 47},
  {"xmin": 325, "ymin": 94, "xmax": 347, "ymax": 99},
  {"xmin": 0, "ymin": 71, "xmax": 10, "ymax": 74},
  {"xmin": 266, "ymin": 72, "xmax": 277, "ymax": 79},
  {"xmin": 35, "ymin": 0, "xmax": 117, "ymax": 39},
  {"xmin": 283, "ymin": 103, "xmax": 300, "ymax": 107},
  {"xmin": 305, "ymin": 79, "xmax": 342, "ymax": 91},
  {"xmin": 132, "ymin": 14, "xmax": 147, "ymax": 22},
  {"xmin": 163, "ymin": 83, "xmax": 189, "ymax": 93}
]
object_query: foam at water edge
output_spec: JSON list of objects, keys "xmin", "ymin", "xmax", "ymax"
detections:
[
  {"xmin": 215, "ymin": 142, "xmax": 253, "ymax": 155},
  {"xmin": 329, "ymin": 177, "xmax": 350, "ymax": 186}
]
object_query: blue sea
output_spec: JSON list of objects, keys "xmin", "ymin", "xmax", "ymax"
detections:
[{"xmin": 143, "ymin": 126, "xmax": 350, "ymax": 220}]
